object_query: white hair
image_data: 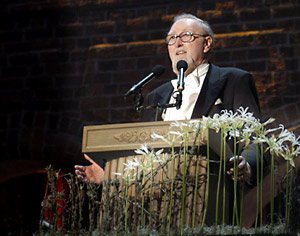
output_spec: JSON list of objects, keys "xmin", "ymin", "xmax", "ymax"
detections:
[{"xmin": 172, "ymin": 13, "xmax": 215, "ymax": 51}]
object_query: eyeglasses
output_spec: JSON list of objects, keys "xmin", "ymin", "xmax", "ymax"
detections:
[{"xmin": 166, "ymin": 31, "xmax": 208, "ymax": 45}]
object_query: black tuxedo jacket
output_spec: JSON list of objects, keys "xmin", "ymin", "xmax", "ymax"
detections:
[
  {"xmin": 143, "ymin": 63, "xmax": 261, "ymax": 121},
  {"xmin": 142, "ymin": 63, "xmax": 263, "ymax": 184}
]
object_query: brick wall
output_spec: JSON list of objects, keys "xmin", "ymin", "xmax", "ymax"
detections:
[{"xmin": 1, "ymin": 0, "xmax": 300, "ymax": 170}]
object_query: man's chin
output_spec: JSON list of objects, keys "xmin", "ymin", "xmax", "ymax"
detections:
[
  {"xmin": 172, "ymin": 56, "xmax": 187, "ymax": 73},
  {"xmin": 173, "ymin": 55, "xmax": 187, "ymax": 64},
  {"xmin": 172, "ymin": 56, "xmax": 196, "ymax": 75}
]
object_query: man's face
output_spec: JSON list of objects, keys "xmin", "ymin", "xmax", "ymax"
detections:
[{"xmin": 167, "ymin": 18, "xmax": 212, "ymax": 75}]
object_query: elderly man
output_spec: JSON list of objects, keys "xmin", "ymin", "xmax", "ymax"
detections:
[
  {"xmin": 75, "ymin": 13, "xmax": 261, "ymax": 187},
  {"xmin": 143, "ymin": 13, "xmax": 260, "ymax": 121}
]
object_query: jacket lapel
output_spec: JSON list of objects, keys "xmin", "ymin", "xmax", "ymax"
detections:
[
  {"xmin": 153, "ymin": 83, "xmax": 173, "ymax": 105},
  {"xmin": 152, "ymin": 82, "xmax": 173, "ymax": 121},
  {"xmin": 192, "ymin": 64, "xmax": 227, "ymax": 118}
]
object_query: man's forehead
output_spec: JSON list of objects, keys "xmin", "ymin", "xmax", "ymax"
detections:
[{"xmin": 169, "ymin": 18, "xmax": 202, "ymax": 34}]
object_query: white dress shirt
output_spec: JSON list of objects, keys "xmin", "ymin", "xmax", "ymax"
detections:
[{"xmin": 164, "ymin": 63, "xmax": 209, "ymax": 121}]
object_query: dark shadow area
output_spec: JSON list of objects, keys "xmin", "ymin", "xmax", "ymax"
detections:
[{"xmin": 0, "ymin": 173, "xmax": 47, "ymax": 235}]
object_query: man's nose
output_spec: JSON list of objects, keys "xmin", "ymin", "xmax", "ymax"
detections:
[{"xmin": 174, "ymin": 37, "xmax": 183, "ymax": 47}]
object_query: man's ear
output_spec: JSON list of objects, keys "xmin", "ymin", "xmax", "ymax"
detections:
[{"xmin": 203, "ymin": 36, "xmax": 213, "ymax": 53}]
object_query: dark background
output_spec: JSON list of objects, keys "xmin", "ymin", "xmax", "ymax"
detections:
[{"xmin": 0, "ymin": 0, "xmax": 299, "ymax": 234}]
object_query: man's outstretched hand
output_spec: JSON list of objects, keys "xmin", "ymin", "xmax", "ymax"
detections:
[
  {"xmin": 226, "ymin": 156, "xmax": 251, "ymax": 182},
  {"xmin": 74, "ymin": 154, "xmax": 104, "ymax": 184}
]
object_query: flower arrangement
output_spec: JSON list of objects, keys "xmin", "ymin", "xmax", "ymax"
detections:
[{"xmin": 38, "ymin": 107, "xmax": 300, "ymax": 235}]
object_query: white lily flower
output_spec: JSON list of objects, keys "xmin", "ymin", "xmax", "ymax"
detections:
[
  {"xmin": 236, "ymin": 107, "xmax": 257, "ymax": 123},
  {"xmin": 229, "ymin": 129, "xmax": 241, "ymax": 138},
  {"xmin": 152, "ymin": 132, "xmax": 182, "ymax": 147},
  {"xmin": 170, "ymin": 120, "xmax": 199, "ymax": 134},
  {"xmin": 262, "ymin": 117, "xmax": 276, "ymax": 127},
  {"xmin": 291, "ymin": 135, "xmax": 300, "ymax": 147},
  {"xmin": 134, "ymin": 156, "xmax": 151, "ymax": 172},
  {"xmin": 170, "ymin": 120, "xmax": 187, "ymax": 129},
  {"xmin": 134, "ymin": 143, "xmax": 149, "ymax": 156},
  {"xmin": 169, "ymin": 131, "xmax": 184, "ymax": 137},
  {"xmin": 155, "ymin": 148, "xmax": 164, "ymax": 156},
  {"xmin": 252, "ymin": 136, "xmax": 269, "ymax": 144},
  {"xmin": 152, "ymin": 149, "xmax": 166, "ymax": 163},
  {"xmin": 112, "ymin": 172, "xmax": 122, "ymax": 176},
  {"xmin": 112, "ymin": 158, "xmax": 140, "ymax": 181},
  {"xmin": 201, "ymin": 116, "xmax": 215, "ymax": 129},
  {"xmin": 124, "ymin": 160, "xmax": 139, "ymax": 171},
  {"xmin": 151, "ymin": 133, "xmax": 165, "ymax": 141}
]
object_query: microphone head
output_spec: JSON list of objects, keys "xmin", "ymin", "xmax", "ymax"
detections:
[
  {"xmin": 176, "ymin": 60, "xmax": 188, "ymax": 72},
  {"xmin": 152, "ymin": 64, "xmax": 165, "ymax": 76}
]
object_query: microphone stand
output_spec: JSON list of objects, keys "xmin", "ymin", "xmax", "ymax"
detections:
[
  {"xmin": 133, "ymin": 89, "xmax": 144, "ymax": 111},
  {"xmin": 134, "ymin": 89, "xmax": 183, "ymax": 121},
  {"xmin": 174, "ymin": 90, "xmax": 182, "ymax": 110}
]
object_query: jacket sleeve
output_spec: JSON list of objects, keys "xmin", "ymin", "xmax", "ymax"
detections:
[
  {"xmin": 231, "ymin": 72, "xmax": 269, "ymax": 185},
  {"xmin": 232, "ymin": 72, "xmax": 261, "ymax": 119}
]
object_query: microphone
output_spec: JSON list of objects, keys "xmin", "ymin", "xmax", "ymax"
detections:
[
  {"xmin": 177, "ymin": 60, "xmax": 188, "ymax": 92},
  {"xmin": 175, "ymin": 60, "xmax": 188, "ymax": 110},
  {"xmin": 125, "ymin": 65, "xmax": 165, "ymax": 97}
]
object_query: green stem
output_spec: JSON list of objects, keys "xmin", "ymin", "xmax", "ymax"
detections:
[
  {"xmin": 125, "ymin": 178, "xmax": 129, "ymax": 232},
  {"xmin": 181, "ymin": 139, "xmax": 188, "ymax": 235},
  {"xmin": 239, "ymin": 146, "xmax": 249, "ymax": 229},
  {"xmin": 201, "ymin": 128, "xmax": 210, "ymax": 228},
  {"xmin": 215, "ymin": 128, "xmax": 224, "ymax": 227},
  {"xmin": 141, "ymin": 170, "xmax": 145, "ymax": 228},
  {"xmin": 150, "ymin": 156, "xmax": 154, "ymax": 230},
  {"xmin": 254, "ymin": 140, "xmax": 260, "ymax": 232},
  {"xmin": 270, "ymin": 152, "xmax": 275, "ymax": 226},
  {"xmin": 163, "ymin": 159, "xmax": 169, "ymax": 228},
  {"xmin": 222, "ymin": 132, "xmax": 227, "ymax": 226},
  {"xmin": 168, "ymin": 145, "xmax": 175, "ymax": 235},
  {"xmin": 287, "ymin": 166, "xmax": 293, "ymax": 228},
  {"xmin": 232, "ymin": 132, "xmax": 238, "ymax": 227},
  {"xmin": 260, "ymin": 143, "xmax": 264, "ymax": 227},
  {"xmin": 192, "ymin": 131, "xmax": 202, "ymax": 228},
  {"xmin": 285, "ymin": 161, "xmax": 289, "ymax": 229}
]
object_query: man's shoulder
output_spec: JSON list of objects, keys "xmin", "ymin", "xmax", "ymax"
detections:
[
  {"xmin": 147, "ymin": 81, "xmax": 173, "ymax": 96},
  {"xmin": 212, "ymin": 64, "xmax": 251, "ymax": 77},
  {"xmin": 143, "ymin": 80, "xmax": 173, "ymax": 122}
]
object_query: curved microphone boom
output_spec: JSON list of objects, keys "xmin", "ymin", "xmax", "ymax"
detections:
[
  {"xmin": 176, "ymin": 60, "xmax": 188, "ymax": 92},
  {"xmin": 125, "ymin": 65, "xmax": 165, "ymax": 97}
]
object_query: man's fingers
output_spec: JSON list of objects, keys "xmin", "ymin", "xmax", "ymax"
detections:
[
  {"xmin": 74, "ymin": 165, "xmax": 86, "ymax": 172},
  {"xmin": 231, "ymin": 175, "xmax": 247, "ymax": 181},
  {"xmin": 75, "ymin": 171, "xmax": 91, "ymax": 182},
  {"xmin": 227, "ymin": 156, "xmax": 250, "ymax": 182},
  {"xmin": 229, "ymin": 156, "xmax": 245, "ymax": 163},
  {"xmin": 75, "ymin": 169, "xmax": 87, "ymax": 178},
  {"xmin": 74, "ymin": 165, "xmax": 82, "ymax": 170},
  {"xmin": 76, "ymin": 173, "xmax": 84, "ymax": 179},
  {"xmin": 229, "ymin": 156, "xmax": 243, "ymax": 162},
  {"xmin": 228, "ymin": 169, "xmax": 249, "ymax": 181},
  {"xmin": 84, "ymin": 154, "xmax": 96, "ymax": 164}
]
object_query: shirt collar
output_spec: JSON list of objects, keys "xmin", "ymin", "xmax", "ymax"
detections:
[{"xmin": 171, "ymin": 63, "xmax": 209, "ymax": 88}]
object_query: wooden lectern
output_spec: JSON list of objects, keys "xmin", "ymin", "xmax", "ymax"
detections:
[{"xmin": 82, "ymin": 120, "xmax": 234, "ymax": 228}]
